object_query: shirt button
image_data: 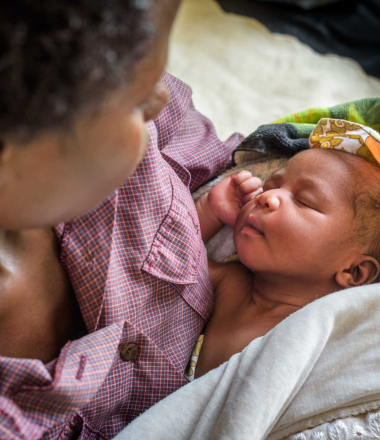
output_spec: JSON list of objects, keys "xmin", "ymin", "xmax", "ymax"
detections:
[{"xmin": 120, "ymin": 343, "xmax": 139, "ymax": 361}]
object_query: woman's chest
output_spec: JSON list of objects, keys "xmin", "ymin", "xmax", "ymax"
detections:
[{"xmin": 0, "ymin": 228, "xmax": 84, "ymax": 362}]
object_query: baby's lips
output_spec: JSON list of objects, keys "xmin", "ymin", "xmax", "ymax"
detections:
[{"xmin": 245, "ymin": 214, "xmax": 264, "ymax": 235}]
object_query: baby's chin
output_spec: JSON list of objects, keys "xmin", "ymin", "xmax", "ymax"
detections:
[{"xmin": 233, "ymin": 235, "xmax": 252, "ymax": 270}]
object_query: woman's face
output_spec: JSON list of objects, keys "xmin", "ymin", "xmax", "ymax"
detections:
[{"xmin": 0, "ymin": 0, "xmax": 181, "ymax": 229}]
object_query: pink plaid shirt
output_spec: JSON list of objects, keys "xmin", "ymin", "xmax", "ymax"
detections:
[{"xmin": 0, "ymin": 72, "xmax": 243, "ymax": 440}]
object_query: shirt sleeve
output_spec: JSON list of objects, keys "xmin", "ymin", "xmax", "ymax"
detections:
[{"xmin": 157, "ymin": 72, "xmax": 244, "ymax": 192}]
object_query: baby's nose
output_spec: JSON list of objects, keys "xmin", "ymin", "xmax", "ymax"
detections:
[{"xmin": 256, "ymin": 191, "xmax": 280, "ymax": 211}]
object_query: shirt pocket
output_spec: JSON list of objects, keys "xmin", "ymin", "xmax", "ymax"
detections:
[{"xmin": 141, "ymin": 163, "xmax": 202, "ymax": 285}]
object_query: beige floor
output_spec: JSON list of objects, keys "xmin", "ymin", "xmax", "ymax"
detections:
[{"xmin": 167, "ymin": 0, "xmax": 380, "ymax": 141}]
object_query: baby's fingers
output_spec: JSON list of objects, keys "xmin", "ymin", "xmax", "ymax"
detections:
[
  {"xmin": 237, "ymin": 176, "xmax": 262, "ymax": 195},
  {"xmin": 242, "ymin": 187, "xmax": 263, "ymax": 205},
  {"xmin": 230, "ymin": 170, "xmax": 254, "ymax": 187}
]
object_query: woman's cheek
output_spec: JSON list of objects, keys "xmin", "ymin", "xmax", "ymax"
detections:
[
  {"xmin": 136, "ymin": 124, "xmax": 149, "ymax": 164},
  {"xmin": 122, "ymin": 112, "xmax": 150, "ymax": 176}
]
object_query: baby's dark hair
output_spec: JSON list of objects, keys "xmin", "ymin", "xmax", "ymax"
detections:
[
  {"xmin": 330, "ymin": 149, "xmax": 380, "ymax": 263},
  {"xmin": 352, "ymin": 163, "xmax": 380, "ymax": 263},
  {"xmin": 0, "ymin": 0, "xmax": 154, "ymax": 142}
]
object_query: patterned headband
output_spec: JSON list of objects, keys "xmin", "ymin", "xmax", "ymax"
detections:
[{"xmin": 309, "ymin": 118, "xmax": 380, "ymax": 165}]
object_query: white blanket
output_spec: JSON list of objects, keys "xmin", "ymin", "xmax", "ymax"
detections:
[{"xmin": 115, "ymin": 283, "xmax": 380, "ymax": 440}]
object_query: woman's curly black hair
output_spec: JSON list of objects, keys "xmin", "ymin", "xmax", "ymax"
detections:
[{"xmin": 0, "ymin": 0, "xmax": 154, "ymax": 141}]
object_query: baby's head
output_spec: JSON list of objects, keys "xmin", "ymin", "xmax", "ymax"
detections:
[{"xmin": 234, "ymin": 147, "xmax": 380, "ymax": 290}]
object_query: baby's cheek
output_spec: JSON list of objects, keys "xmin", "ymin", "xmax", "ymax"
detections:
[
  {"xmin": 281, "ymin": 218, "xmax": 317, "ymax": 253},
  {"xmin": 241, "ymin": 199, "xmax": 256, "ymax": 214},
  {"xmin": 234, "ymin": 204, "xmax": 251, "ymax": 230}
]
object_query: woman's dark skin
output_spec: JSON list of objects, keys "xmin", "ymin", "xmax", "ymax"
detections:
[
  {"xmin": 0, "ymin": 229, "xmax": 86, "ymax": 362},
  {"xmin": 0, "ymin": 0, "xmax": 181, "ymax": 363}
]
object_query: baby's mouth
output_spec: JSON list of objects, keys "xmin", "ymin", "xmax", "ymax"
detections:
[{"xmin": 241, "ymin": 216, "xmax": 264, "ymax": 236}]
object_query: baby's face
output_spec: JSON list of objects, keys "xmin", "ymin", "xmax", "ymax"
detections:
[{"xmin": 234, "ymin": 149, "xmax": 360, "ymax": 282}]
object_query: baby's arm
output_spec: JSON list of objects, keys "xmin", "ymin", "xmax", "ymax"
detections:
[{"xmin": 195, "ymin": 171, "xmax": 262, "ymax": 243}]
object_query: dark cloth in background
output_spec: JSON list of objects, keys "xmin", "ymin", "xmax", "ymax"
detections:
[{"xmin": 217, "ymin": 0, "xmax": 380, "ymax": 78}]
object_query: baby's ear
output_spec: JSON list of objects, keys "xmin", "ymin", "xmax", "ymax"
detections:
[{"xmin": 335, "ymin": 256, "xmax": 380, "ymax": 288}]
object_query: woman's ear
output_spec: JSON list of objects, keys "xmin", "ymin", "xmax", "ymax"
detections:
[{"xmin": 335, "ymin": 256, "xmax": 380, "ymax": 288}]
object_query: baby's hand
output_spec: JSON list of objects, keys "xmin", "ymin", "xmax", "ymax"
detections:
[{"xmin": 208, "ymin": 171, "xmax": 262, "ymax": 228}]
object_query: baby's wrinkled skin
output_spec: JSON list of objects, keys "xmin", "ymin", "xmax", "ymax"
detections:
[{"xmin": 195, "ymin": 149, "xmax": 380, "ymax": 377}]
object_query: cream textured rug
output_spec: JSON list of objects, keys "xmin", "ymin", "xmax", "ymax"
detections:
[{"xmin": 167, "ymin": 0, "xmax": 380, "ymax": 141}]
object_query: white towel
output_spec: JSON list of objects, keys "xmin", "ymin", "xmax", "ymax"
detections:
[{"xmin": 115, "ymin": 283, "xmax": 380, "ymax": 440}]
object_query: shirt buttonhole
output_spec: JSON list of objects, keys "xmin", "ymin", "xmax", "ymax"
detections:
[
  {"xmin": 76, "ymin": 355, "xmax": 87, "ymax": 381},
  {"xmin": 188, "ymin": 212, "xmax": 200, "ymax": 234}
]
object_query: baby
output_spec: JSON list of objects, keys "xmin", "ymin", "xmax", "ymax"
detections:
[{"xmin": 188, "ymin": 119, "xmax": 380, "ymax": 380}]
